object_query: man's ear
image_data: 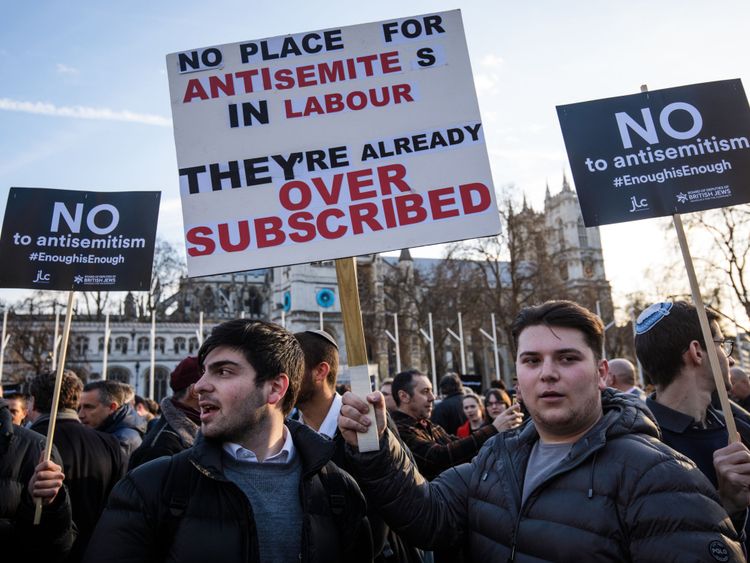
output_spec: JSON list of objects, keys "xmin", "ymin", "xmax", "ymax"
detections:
[
  {"xmin": 108, "ymin": 402, "xmax": 119, "ymax": 414},
  {"xmin": 597, "ymin": 359, "xmax": 609, "ymax": 391},
  {"xmin": 398, "ymin": 389, "xmax": 410, "ymax": 405},
  {"xmin": 267, "ymin": 374, "xmax": 290, "ymax": 409},
  {"xmin": 312, "ymin": 362, "xmax": 331, "ymax": 385},
  {"xmin": 188, "ymin": 383, "xmax": 199, "ymax": 399},
  {"xmin": 686, "ymin": 340, "xmax": 705, "ymax": 366}
]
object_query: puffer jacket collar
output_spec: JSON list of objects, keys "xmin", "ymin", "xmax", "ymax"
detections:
[
  {"xmin": 189, "ymin": 418, "xmax": 336, "ymax": 480},
  {"xmin": 159, "ymin": 397, "xmax": 199, "ymax": 448}
]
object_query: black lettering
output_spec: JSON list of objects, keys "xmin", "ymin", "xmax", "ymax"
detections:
[
  {"xmin": 239, "ymin": 42, "xmax": 258, "ymax": 64},
  {"xmin": 271, "ymin": 153, "xmax": 303, "ymax": 180},
  {"xmin": 209, "ymin": 161, "xmax": 241, "ymax": 190},
  {"xmin": 243, "ymin": 158, "xmax": 272, "ymax": 186},
  {"xmin": 417, "ymin": 47, "xmax": 436, "ymax": 67},
  {"xmin": 180, "ymin": 166, "xmax": 206, "ymax": 194}
]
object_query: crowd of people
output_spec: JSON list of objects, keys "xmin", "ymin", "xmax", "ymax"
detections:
[{"xmin": 2, "ymin": 299, "xmax": 750, "ymax": 561}]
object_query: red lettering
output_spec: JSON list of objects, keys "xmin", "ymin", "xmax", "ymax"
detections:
[
  {"xmin": 209, "ymin": 74, "xmax": 235, "ymax": 98},
  {"xmin": 460, "ymin": 183, "xmax": 491, "ymax": 213},
  {"xmin": 347, "ymin": 91, "xmax": 367, "ymax": 110},
  {"xmin": 234, "ymin": 69, "xmax": 259, "ymax": 93},
  {"xmin": 350, "ymin": 203, "xmax": 383, "ymax": 234},
  {"xmin": 186, "ymin": 226, "xmax": 215, "ymax": 256},
  {"xmin": 395, "ymin": 194, "xmax": 427, "ymax": 225},
  {"xmin": 392, "ymin": 83, "xmax": 414, "ymax": 104},
  {"xmin": 428, "ymin": 187, "xmax": 459, "ymax": 219},
  {"xmin": 183, "ymin": 79, "xmax": 209, "ymax": 103},
  {"xmin": 296, "ymin": 65, "xmax": 316, "ymax": 87},
  {"xmin": 324, "ymin": 92, "xmax": 345, "ymax": 113},
  {"xmin": 274, "ymin": 68, "xmax": 295, "ymax": 89},
  {"xmin": 303, "ymin": 96, "xmax": 324, "ymax": 116},
  {"xmin": 289, "ymin": 212, "xmax": 316, "ymax": 243},
  {"xmin": 218, "ymin": 221, "xmax": 251, "ymax": 252},
  {"xmin": 380, "ymin": 51, "xmax": 402, "ymax": 73},
  {"xmin": 382, "ymin": 197, "xmax": 397, "ymax": 228},
  {"xmin": 377, "ymin": 164, "xmax": 411, "ymax": 195},
  {"xmin": 279, "ymin": 180, "xmax": 312, "ymax": 210},
  {"xmin": 284, "ymin": 99, "xmax": 302, "ymax": 118},
  {"xmin": 312, "ymin": 175, "xmax": 343, "ymax": 205},
  {"xmin": 317, "ymin": 209, "xmax": 347, "ymax": 239},
  {"xmin": 254, "ymin": 216, "xmax": 285, "ymax": 248},
  {"xmin": 347, "ymin": 169, "xmax": 376, "ymax": 200}
]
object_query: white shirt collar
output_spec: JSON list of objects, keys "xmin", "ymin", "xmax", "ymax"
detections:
[
  {"xmin": 222, "ymin": 425, "xmax": 295, "ymax": 464},
  {"xmin": 299, "ymin": 393, "xmax": 342, "ymax": 439}
]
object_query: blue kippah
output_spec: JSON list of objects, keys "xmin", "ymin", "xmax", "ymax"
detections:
[{"xmin": 635, "ymin": 302, "xmax": 673, "ymax": 334}]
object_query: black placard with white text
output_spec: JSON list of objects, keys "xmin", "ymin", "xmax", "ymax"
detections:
[
  {"xmin": 557, "ymin": 79, "xmax": 750, "ymax": 226},
  {"xmin": 0, "ymin": 188, "xmax": 161, "ymax": 290}
]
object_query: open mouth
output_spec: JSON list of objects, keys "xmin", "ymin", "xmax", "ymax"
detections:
[
  {"xmin": 539, "ymin": 391, "xmax": 564, "ymax": 400},
  {"xmin": 199, "ymin": 403, "xmax": 219, "ymax": 421}
]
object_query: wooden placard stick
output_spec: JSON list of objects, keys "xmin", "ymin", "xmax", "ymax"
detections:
[
  {"xmin": 34, "ymin": 290, "xmax": 75, "ymax": 524},
  {"xmin": 335, "ymin": 257, "xmax": 379, "ymax": 452}
]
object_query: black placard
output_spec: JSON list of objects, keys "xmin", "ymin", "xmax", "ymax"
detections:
[
  {"xmin": 557, "ymin": 79, "xmax": 750, "ymax": 226},
  {"xmin": 0, "ymin": 188, "xmax": 161, "ymax": 290}
]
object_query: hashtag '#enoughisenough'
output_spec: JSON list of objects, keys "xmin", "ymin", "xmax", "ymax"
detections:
[{"xmin": 29, "ymin": 252, "xmax": 38, "ymax": 260}]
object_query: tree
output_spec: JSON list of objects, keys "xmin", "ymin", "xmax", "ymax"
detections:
[{"xmin": 146, "ymin": 238, "xmax": 187, "ymax": 318}]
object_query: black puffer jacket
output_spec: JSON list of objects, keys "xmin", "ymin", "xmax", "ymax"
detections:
[
  {"xmin": 349, "ymin": 389, "xmax": 744, "ymax": 561},
  {"xmin": 0, "ymin": 399, "xmax": 75, "ymax": 562},
  {"xmin": 85, "ymin": 419, "xmax": 372, "ymax": 562}
]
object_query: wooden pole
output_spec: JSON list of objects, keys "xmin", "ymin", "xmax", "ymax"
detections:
[
  {"xmin": 34, "ymin": 290, "xmax": 75, "ymax": 525},
  {"xmin": 335, "ymin": 257, "xmax": 379, "ymax": 452}
]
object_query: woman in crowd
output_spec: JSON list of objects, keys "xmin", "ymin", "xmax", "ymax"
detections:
[{"xmin": 456, "ymin": 393, "xmax": 488, "ymax": 437}]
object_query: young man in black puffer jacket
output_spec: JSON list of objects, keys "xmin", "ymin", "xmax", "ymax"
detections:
[
  {"xmin": 86, "ymin": 320, "xmax": 372, "ymax": 563},
  {"xmin": 340, "ymin": 300, "xmax": 744, "ymax": 561}
]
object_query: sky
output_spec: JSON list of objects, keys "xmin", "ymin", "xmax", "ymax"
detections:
[{"xmin": 1, "ymin": 0, "xmax": 749, "ymax": 322}]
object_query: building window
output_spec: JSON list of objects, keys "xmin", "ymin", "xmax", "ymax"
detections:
[
  {"xmin": 75, "ymin": 336, "xmax": 89, "ymax": 356},
  {"xmin": 155, "ymin": 337, "xmax": 166, "ymax": 354},
  {"xmin": 98, "ymin": 337, "xmax": 112, "ymax": 353},
  {"xmin": 115, "ymin": 337, "xmax": 129, "ymax": 354},
  {"xmin": 137, "ymin": 336, "xmax": 150, "ymax": 354},
  {"xmin": 173, "ymin": 337, "xmax": 186, "ymax": 354},
  {"xmin": 189, "ymin": 337, "xmax": 199, "ymax": 354}
]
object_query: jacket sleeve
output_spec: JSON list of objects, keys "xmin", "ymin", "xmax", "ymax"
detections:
[
  {"xmin": 625, "ymin": 453, "xmax": 745, "ymax": 561},
  {"xmin": 83, "ymin": 460, "xmax": 167, "ymax": 562},
  {"xmin": 347, "ymin": 428, "xmax": 473, "ymax": 551},
  {"xmin": 399, "ymin": 421, "xmax": 496, "ymax": 479}
]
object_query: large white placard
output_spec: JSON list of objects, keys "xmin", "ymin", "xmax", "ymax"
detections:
[{"xmin": 167, "ymin": 10, "xmax": 500, "ymax": 276}]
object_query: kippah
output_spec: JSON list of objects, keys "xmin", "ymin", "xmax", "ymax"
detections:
[
  {"xmin": 305, "ymin": 330, "xmax": 339, "ymax": 349},
  {"xmin": 635, "ymin": 302, "xmax": 673, "ymax": 334}
]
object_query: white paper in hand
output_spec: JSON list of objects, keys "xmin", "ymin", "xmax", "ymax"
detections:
[{"xmin": 348, "ymin": 364, "xmax": 380, "ymax": 452}]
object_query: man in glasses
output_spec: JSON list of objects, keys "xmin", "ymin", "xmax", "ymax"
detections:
[{"xmin": 635, "ymin": 300, "xmax": 750, "ymax": 546}]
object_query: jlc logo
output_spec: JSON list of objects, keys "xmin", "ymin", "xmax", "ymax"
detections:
[
  {"xmin": 33, "ymin": 270, "xmax": 51, "ymax": 283},
  {"xmin": 628, "ymin": 196, "xmax": 648, "ymax": 213}
]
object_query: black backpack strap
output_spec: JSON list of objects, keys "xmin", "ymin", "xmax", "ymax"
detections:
[{"xmin": 318, "ymin": 463, "xmax": 347, "ymax": 517}]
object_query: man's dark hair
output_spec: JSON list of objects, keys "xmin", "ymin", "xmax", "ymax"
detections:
[
  {"xmin": 392, "ymin": 369, "xmax": 425, "ymax": 407},
  {"xmin": 294, "ymin": 331, "xmax": 339, "ymax": 388},
  {"xmin": 198, "ymin": 319, "xmax": 304, "ymax": 416},
  {"xmin": 439, "ymin": 372, "xmax": 462, "ymax": 395},
  {"xmin": 83, "ymin": 380, "xmax": 125, "ymax": 409},
  {"xmin": 635, "ymin": 301, "xmax": 720, "ymax": 388},
  {"xmin": 511, "ymin": 300, "xmax": 604, "ymax": 361},
  {"xmin": 31, "ymin": 370, "xmax": 83, "ymax": 412}
]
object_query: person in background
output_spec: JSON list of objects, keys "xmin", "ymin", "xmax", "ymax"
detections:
[
  {"xmin": 134, "ymin": 395, "xmax": 160, "ymax": 432},
  {"xmin": 29, "ymin": 370, "xmax": 126, "ymax": 561},
  {"xmin": 5, "ymin": 391, "xmax": 29, "ymax": 426},
  {"xmin": 430, "ymin": 373, "xmax": 465, "ymax": 435},
  {"xmin": 456, "ymin": 393, "xmax": 487, "ymax": 437},
  {"xmin": 128, "ymin": 356, "xmax": 202, "ymax": 471},
  {"xmin": 79, "ymin": 380, "xmax": 146, "ymax": 458},
  {"xmin": 380, "ymin": 378, "xmax": 398, "ymax": 414},
  {"xmin": 606, "ymin": 358, "xmax": 646, "ymax": 400},
  {"xmin": 730, "ymin": 366, "xmax": 750, "ymax": 411}
]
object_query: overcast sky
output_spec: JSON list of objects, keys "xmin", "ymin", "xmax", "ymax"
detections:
[{"xmin": 1, "ymin": 1, "xmax": 748, "ymax": 320}]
